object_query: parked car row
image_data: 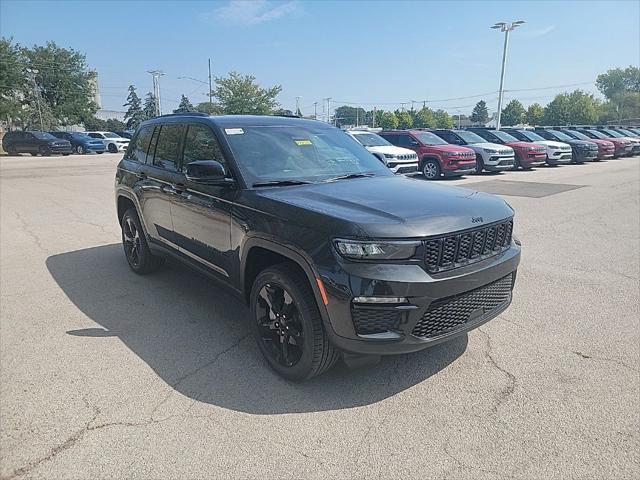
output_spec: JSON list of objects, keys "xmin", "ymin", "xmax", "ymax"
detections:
[
  {"xmin": 2, "ymin": 130, "xmax": 132, "ymax": 156},
  {"xmin": 347, "ymin": 125, "xmax": 640, "ymax": 180}
]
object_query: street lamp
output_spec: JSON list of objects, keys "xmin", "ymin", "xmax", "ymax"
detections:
[{"xmin": 491, "ymin": 20, "xmax": 525, "ymax": 130}]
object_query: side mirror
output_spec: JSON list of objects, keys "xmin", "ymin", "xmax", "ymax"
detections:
[{"xmin": 185, "ymin": 160, "xmax": 229, "ymax": 184}]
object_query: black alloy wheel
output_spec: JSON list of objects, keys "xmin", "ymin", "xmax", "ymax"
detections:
[
  {"xmin": 256, "ymin": 283, "xmax": 304, "ymax": 368},
  {"xmin": 108, "ymin": 143, "xmax": 117, "ymax": 153},
  {"xmin": 120, "ymin": 208, "xmax": 164, "ymax": 274},
  {"xmin": 123, "ymin": 215, "xmax": 142, "ymax": 269}
]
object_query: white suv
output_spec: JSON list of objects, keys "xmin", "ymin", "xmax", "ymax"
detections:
[
  {"xmin": 347, "ymin": 129, "xmax": 418, "ymax": 174},
  {"xmin": 85, "ymin": 131, "xmax": 130, "ymax": 153},
  {"xmin": 432, "ymin": 129, "xmax": 515, "ymax": 173},
  {"xmin": 503, "ymin": 129, "xmax": 572, "ymax": 165}
]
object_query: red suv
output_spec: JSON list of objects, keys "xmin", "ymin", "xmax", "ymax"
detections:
[
  {"xmin": 379, "ymin": 130, "xmax": 476, "ymax": 180},
  {"xmin": 467, "ymin": 128, "xmax": 547, "ymax": 169}
]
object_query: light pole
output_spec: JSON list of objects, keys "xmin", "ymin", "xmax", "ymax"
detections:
[
  {"xmin": 147, "ymin": 70, "xmax": 165, "ymax": 116},
  {"xmin": 491, "ymin": 20, "xmax": 524, "ymax": 130}
]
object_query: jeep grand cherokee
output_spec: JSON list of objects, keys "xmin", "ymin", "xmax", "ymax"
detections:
[{"xmin": 115, "ymin": 113, "xmax": 521, "ymax": 381}]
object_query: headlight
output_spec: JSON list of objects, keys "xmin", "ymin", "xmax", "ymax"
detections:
[
  {"xmin": 384, "ymin": 153, "xmax": 396, "ymax": 158},
  {"xmin": 483, "ymin": 148, "xmax": 498, "ymax": 153},
  {"xmin": 443, "ymin": 151, "xmax": 459, "ymax": 156},
  {"xmin": 334, "ymin": 239, "xmax": 420, "ymax": 260}
]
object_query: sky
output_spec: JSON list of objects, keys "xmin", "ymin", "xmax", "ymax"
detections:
[{"xmin": 2, "ymin": 0, "xmax": 639, "ymax": 118}]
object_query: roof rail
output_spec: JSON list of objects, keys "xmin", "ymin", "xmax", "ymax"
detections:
[{"xmin": 157, "ymin": 111, "xmax": 210, "ymax": 118}]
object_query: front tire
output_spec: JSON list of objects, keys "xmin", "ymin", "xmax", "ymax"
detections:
[
  {"xmin": 39, "ymin": 146, "xmax": 51, "ymax": 156},
  {"xmin": 121, "ymin": 208, "xmax": 165, "ymax": 274},
  {"xmin": 76, "ymin": 145, "xmax": 86, "ymax": 154},
  {"xmin": 475, "ymin": 155, "xmax": 484, "ymax": 174},
  {"xmin": 108, "ymin": 143, "xmax": 117, "ymax": 153},
  {"xmin": 250, "ymin": 264, "xmax": 339, "ymax": 381},
  {"xmin": 422, "ymin": 158, "xmax": 441, "ymax": 180}
]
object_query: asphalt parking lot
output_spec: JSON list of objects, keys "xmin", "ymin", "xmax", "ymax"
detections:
[{"xmin": 1, "ymin": 153, "xmax": 638, "ymax": 479}]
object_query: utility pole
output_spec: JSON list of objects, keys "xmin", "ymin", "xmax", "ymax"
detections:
[
  {"xmin": 491, "ymin": 20, "xmax": 525, "ymax": 130},
  {"xmin": 295, "ymin": 96, "xmax": 301, "ymax": 116},
  {"xmin": 26, "ymin": 68, "xmax": 43, "ymax": 130},
  {"xmin": 208, "ymin": 58, "xmax": 213, "ymax": 107},
  {"xmin": 323, "ymin": 97, "xmax": 332, "ymax": 124},
  {"xmin": 313, "ymin": 102, "xmax": 318, "ymax": 120},
  {"xmin": 147, "ymin": 70, "xmax": 165, "ymax": 116}
]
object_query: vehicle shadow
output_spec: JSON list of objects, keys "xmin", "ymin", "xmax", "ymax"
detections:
[{"xmin": 46, "ymin": 244, "xmax": 468, "ymax": 414}]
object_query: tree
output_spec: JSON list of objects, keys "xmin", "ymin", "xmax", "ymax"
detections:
[
  {"xmin": 142, "ymin": 92, "xmax": 157, "ymax": 119},
  {"xmin": 334, "ymin": 105, "xmax": 366, "ymax": 126},
  {"xmin": 212, "ymin": 71, "xmax": 281, "ymax": 114},
  {"xmin": 413, "ymin": 107, "xmax": 436, "ymax": 128},
  {"xmin": 173, "ymin": 94, "xmax": 194, "ymax": 113},
  {"xmin": 525, "ymin": 103, "xmax": 545, "ymax": 126},
  {"xmin": 543, "ymin": 93, "xmax": 571, "ymax": 125},
  {"xmin": 433, "ymin": 109, "xmax": 453, "ymax": 128},
  {"xmin": 566, "ymin": 90, "xmax": 599, "ymax": 124},
  {"xmin": 596, "ymin": 66, "xmax": 640, "ymax": 123},
  {"xmin": 123, "ymin": 85, "xmax": 144, "ymax": 129},
  {"xmin": 196, "ymin": 102, "xmax": 222, "ymax": 115},
  {"xmin": 106, "ymin": 118, "xmax": 126, "ymax": 131},
  {"xmin": 378, "ymin": 111, "xmax": 399, "ymax": 129},
  {"xmin": 501, "ymin": 100, "xmax": 526, "ymax": 126},
  {"xmin": 22, "ymin": 41, "xmax": 98, "ymax": 126},
  {"xmin": 0, "ymin": 37, "xmax": 26, "ymax": 124},
  {"xmin": 396, "ymin": 110, "xmax": 413, "ymax": 129},
  {"xmin": 470, "ymin": 100, "xmax": 489, "ymax": 124}
]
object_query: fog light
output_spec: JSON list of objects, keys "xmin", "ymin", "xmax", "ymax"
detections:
[{"xmin": 353, "ymin": 296, "xmax": 407, "ymax": 304}]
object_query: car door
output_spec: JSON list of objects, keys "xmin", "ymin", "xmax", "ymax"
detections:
[
  {"xmin": 169, "ymin": 122, "xmax": 233, "ymax": 279},
  {"xmin": 136, "ymin": 123, "xmax": 185, "ymax": 246},
  {"xmin": 396, "ymin": 133, "xmax": 420, "ymax": 154},
  {"xmin": 23, "ymin": 132, "xmax": 40, "ymax": 153}
]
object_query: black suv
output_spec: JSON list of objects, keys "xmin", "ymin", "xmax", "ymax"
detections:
[
  {"xmin": 2, "ymin": 131, "xmax": 73, "ymax": 156},
  {"xmin": 115, "ymin": 114, "xmax": 521, "ymax": 380}
]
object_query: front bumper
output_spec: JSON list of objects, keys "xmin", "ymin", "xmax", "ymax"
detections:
[
  {"xmin": 442, "ymin": 161, "xmax": 476, "ymax": 176},
  {"xmin": 546, "ymin": 150, "xmax": 572, "ymax": 165},
  {"xmin": 389, "ymin": 162, "xmax": 419, "ymax": 175},
  {"xmin": 484, "ymin": 155, "xmax": 515, "ymax": 171},
  {"xmin": 574, "ymin": 149, "xmax": 599, "ymax": 162},
  {"xmin": 50, "ymin": 145, "xmax": 73, "ymax": 154},
  {"xmin": 86, "ymin": 144, "xmax": 106, "ymax": 152},
  {"xmin": 319, "ymin": 243, "xmax": 521, "ymax": 356},
  {"xmin": 521, "ymin": 153, "xmax": 547, "ymax": 167}
]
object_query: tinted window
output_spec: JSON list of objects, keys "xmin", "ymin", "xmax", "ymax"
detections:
[
  {"xmin": 153, "ymin": 124, "xmax": 184, "ymax": 171},
  {"xmin": 350, "ymin": 132, "xmax": 391, "ymax": 147},
  {"xmin": 434, "ymin": 131, "xmax": 453, "ymax": 142},
  {"xmin": 380, "ymin": 134, "xmax": 400, "ymax": 146},
  {"xmin": 415, "ymin": 132, "xmax": 447, "ymax": 145},
  {"xmin": 182, "ymin": 124, "xmax": 225, "ymax": 172},
  {"xmin": 88, "ymin": 133, "xmax": 103, "ymax": 139},
  {"xmin": 397, "ymin": 134, "xmax": 415, "ymax": 147},
  {"xmin": 130, "ymin": 126, "xmax": 154, "ymax": 163}
]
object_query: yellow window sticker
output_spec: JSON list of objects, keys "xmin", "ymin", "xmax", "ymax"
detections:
[{"xmin": 294, "ymin": 139, "xmax": 313, "ymax": 146}]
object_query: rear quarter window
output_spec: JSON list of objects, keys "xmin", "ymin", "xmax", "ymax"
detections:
[{"xmin": 127, "ymin": 126, "xmax": 154, "ymax": 163}]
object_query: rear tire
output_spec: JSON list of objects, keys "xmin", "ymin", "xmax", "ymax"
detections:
[
  {"xmin": 250, "ymin": 264, "xmax": 339, "ymax": 381},
  {"xmin": 421, "ymin": 158, "xmax": 441, "ymax": 180},
  {"xmin": 475, "ymin": 156, "xmax": 484, "ymax": 174},
  {"xmin": 121, "ymin": 208, "xmax": 165, "ymax": 274}
]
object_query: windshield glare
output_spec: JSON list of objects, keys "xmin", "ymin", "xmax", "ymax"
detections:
[
  {"xmin": 456, "ymin": 131, "xmax": 488, "ymax": 144},
  {"xmin": 601, "ymin": 129, "xmax": 622, "ymax": 138},
  {"xmin": 350, "ymin": 132, "xmax": 391, "ymax": 147},
  {"xmin": 31, "ymin": 132, "xmax": 57, "ymax": 140},
  {"xmin": 547, "ymin": 130, "xmax": 572, "ymax": 141},
  {"xmin": 517, "ymin": 130, "xmax": 546, "ymax": 142},
  {"xmin": 585, "ymin": 130, "xmax": 606, "ymax": 139},
  {"xmin": 416, "ymin": 132, "xmax": 447, "ymax": 145},
  {"xmin": 103, "ymin": 132, "xmax": 120, "ymax": 138},
  {"xmin": 491, "ymin": 130, "xmax": 518, "ymax": 143},
  {"xmin": 224, "ymin": 125, "xmax": 391, "ymax": 185},
  {"xmin": 564, "ymin": 130, "xmax": 589, "ymax": 140}
]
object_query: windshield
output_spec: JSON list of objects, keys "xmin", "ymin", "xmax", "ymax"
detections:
[
  {"xmin": 516, "ymin": 130, "xmax": 546, "ymax": 142},
  {"xmin": 31, "ymin": 132, "xmax": 57, "ymax": 140},
  {"xmin": 103, "ymin": 132, "xmax": 120, "ymax": 138},
  {"xmin": 600, "ymin": 129, "xmax": 623, "ymax": 138},
  {"xmin": 584, "ymin": 130, "xmax": 606, "ymax": 139},
  {"xmin": 491, "ymin": 130, "xmax": 518, "ymax": 143},
  {"xmin": 564, "ymin": 130, "xmax": 589, "ymax": 140},
  {"xmin": 415, "ymin": 132, "xmax": 447, "ymax": 145},
  {"xmin": 455, "ymin": 131, "xmax": 487, "ymax": 144},
  {"xmin": 616, "ymin": 129, "xmax": 635, "ymax": 136},
  {"xmin": 350, "ymin": 132, "xmax": 391, "ymax": 147},
  {"xmin": 546, "ymin": 130, "xmax": 572, "ymax": 141},
  {"xmin": 224, "ymin": 125, "xmax": 391, "ymax": 185}
]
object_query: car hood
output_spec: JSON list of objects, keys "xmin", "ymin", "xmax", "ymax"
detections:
[
  {"xmin": 533, "ymin": 140, "xmax": 571, "ymax": 149},
  {"xmin": 506, "ymin": 141, "xmax": 544, "ymax": 150},
  {"xmin": 566, "ymin": 139, "xmax": 596, "ymax": 148},
  {"xmin": 466, "ymin": 142, "xmax": 514, "ymax": 154},
  {"xmin": 256, "ymin": 175, "xmax": 514, "ymax": 238},
  {"xmin": 432, "ymin": 144, "xmax": 476, "ymax": 154},
  {"xmin": 365, "ymin": 145, "xmax": 416, "ymax": 156}
]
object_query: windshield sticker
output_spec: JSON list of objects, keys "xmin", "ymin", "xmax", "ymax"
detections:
[
  {"xmin": 294, "ymin": 139, "xmax": 313, "ymax": 146},
  {"xmin": 225, "ymin": 128, "xmax": 244, "ymax": 135}
]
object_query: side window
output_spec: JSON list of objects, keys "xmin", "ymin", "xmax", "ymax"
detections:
[
  {"xmin": 182, "ymin": 124, "xmax": 226, "ymax": 173},
  {"xmin": 436, "ymin": 131, "xmax": 451, "ymax": 142},
  {"xmin": 380, "ymin": 134, "xmax": 399, "ymax": 146},
  {"xmin": 153, "ymin": 124, "xmax": 184, "ymax": 171},
  {"xmin": 129, "ymin": 126, "xmax": 154, "ymax": 163},
  {"xmin": 88, "ymin": 133, "xmax": 101, "ymax": 139},
  {"xmin": 398, "ymin": 134, "xmax": 418, "ymax": 147}
]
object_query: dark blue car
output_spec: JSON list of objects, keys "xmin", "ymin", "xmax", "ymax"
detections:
[{"xmin": 49, "ymin": 131, "xmax": 106, "ymax": 154}]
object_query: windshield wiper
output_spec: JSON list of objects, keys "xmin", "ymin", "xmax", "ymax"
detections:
[
  {"xmin": 252, "ymin": 179, "xmax": 313, "ymax": 188},
  {"xmin": 325, "ymin": 172, "xmax": 376, "ymax": 182}
]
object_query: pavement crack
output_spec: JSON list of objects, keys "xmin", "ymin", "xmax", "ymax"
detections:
[
  {"xmin": 13, "ymin": 210, "xmax": 47, "ymax": 254},
  {"xmin": 479, "ymin": 328, "xmax": 517, "ymax": 415},
  {"xmin": 443, "ymin": 445, "xmax": 519, "ymax": 479},
  {"xmin": 571, "ymin": 350, "xmax": 639, "ymax": 373}
]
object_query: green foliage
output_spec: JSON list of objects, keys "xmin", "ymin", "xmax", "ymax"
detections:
[
  {"xmin": 525, "ymin": 103, "xmax": 545, "ymax": 126},
  {"xmin": 334, "ymin": 105, "xmax": 367, "ymax": 126},
  {"xmin": 173, "ymin": 94, "xmax": 195, "ymax": 113},
  {"xmin": 212, "ymin": 71, "xmax": 281, "ymax": 115},
  {"xmin": 123, "ymin": 85, "xmax": 144, "ymax": 129},
  {"xmin": 413, "ymin": 107, "xmax": 436, "ymax": 128},
  {"xmin": 142, "ymin": 92, "xmax": 157, "ymax": 119},
  {"xmin": 396, "ymin": 110, "xmax": 413, "ymax": 129},
  {"xmin": 500, "ymin": 100, "xmax": 526, "ymax": 126},
  {"xmin": 106, "ymin": 118, "xmax": 126, "ymax": 131},
  {"xmin": 470, "ymin": 100, "xmax": 489, "ymax": 124},
  {"xmin": 596, "ymin": 66, "xmax": 640, "ymax": 99},
  {"xmin": 0, "ymin": 37, "xmax": 26, "ymax": 123},
  {"xmin": 378, "ymin": 111, "xmax": 399, "ymax": 129},
  {"xmin": 542, "ymin": 90, "xmax": 600, "ymax": 125},
  {"xmin": 433, "ymin": 109, "xmax": 453, "ymax": 128},
  {"xmin": 196, "ymin": 102, "xmax": 223, "ymax": 115}
]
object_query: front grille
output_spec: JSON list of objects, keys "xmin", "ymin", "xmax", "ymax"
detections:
[
  {"xmin": 424, "ymin": 220, "xmax": 513, "ymax": 273},
  {"xmin": 352, "ymin": 307, "xmax": 402, "ymax": 335},
  {"xmin": 412, "ymin": 274, "xmax": 513, "ymax": 338},
  {"xmin": 397, "ymin": 166, "xmax": 417, "ymax": 174}
]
